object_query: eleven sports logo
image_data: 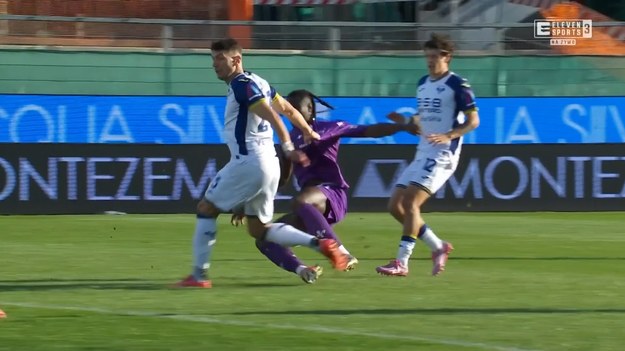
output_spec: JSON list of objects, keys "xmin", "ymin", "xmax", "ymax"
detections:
[{"xmin": 534, "ymin": 19, "xmax": 593, "ymax": 46}]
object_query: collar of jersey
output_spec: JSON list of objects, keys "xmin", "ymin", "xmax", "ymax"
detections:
[{"xmin": 428, "ymin": 71, "xmax": 451, "ymax": 83}]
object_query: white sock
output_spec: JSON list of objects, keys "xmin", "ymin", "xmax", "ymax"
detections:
[
  {"xmin": 295, "ymin": 265, "xmax": 307, "ymax": 275},
  {"xmin": 338, "ymin": 245, "xmax": 350, "ymax": 256},
  {"xmin": 419, "ymin": 225, "xmax": 443, "ymax": 251},
  {"xmin": 396, "ymin": 235, "xmax": 416, "ymax": 266},
  {"xmin": 265, "ymin": 223, "xmax": 316, "ymax": 247},
  {"xmin": 192, "ymin": 216, "xmax": 217, "ymax": 277}
]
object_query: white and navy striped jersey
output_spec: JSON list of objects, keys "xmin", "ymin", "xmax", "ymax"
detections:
[
  {"xmin": 416, "ymin": 71, "xmax": 477, "ymax": 154},
  {"xmin": 224, "ymin": 71, "xmax": 278, "ymax": 158}
]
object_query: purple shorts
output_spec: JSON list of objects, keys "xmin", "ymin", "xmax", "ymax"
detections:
[{"xmin": 317, "ymin": 184, "xmax": 348, "ymax": 225}]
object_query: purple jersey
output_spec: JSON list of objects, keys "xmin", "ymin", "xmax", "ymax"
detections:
[{"xmin": 291, "ymin": 120, "xmax": 367, "ymax": 189}]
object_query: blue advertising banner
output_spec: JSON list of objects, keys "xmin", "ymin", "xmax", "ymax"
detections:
[{"xmin": 1, "ymin": 95, "xmax": 624, "ymax": 144}]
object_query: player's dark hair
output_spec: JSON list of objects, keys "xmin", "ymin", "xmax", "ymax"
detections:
[
  {"xmin": 211, "ymin": 38, "xmax": 242, "ymax": 53},
  {"xmin": 286, "ymin": 89, "xmax": 334, "ymax": 121},
  {"xmin": 424, "ymin": 33, "xmax": 454, "ymax": 54}
]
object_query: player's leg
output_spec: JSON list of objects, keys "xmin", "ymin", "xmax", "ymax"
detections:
[
  {"xmin": 234, "ymin": 202, "xmax": 319, "ymax": 283},
  {"xmin": 388, "ymin": 188, "xmax": 407, "ymax": 224},
  {"xmin": 274, "ymin": 212, "xmax": 304, "ymax": 231},
  {"xmin": 177, "ymin": 198, "xmax": 220, "ymax": 288},
  {"xmin": 254, "ymin": 212, "xmax": 301, "ymax": 273},
  {"xmin": 253, "ymin": 229, "xmax": 323, "ymax": 284},
  {"xmin": 292, "ymin": 186, "xmax": 348, "ymax": 247},
  {"xmin": 175, "ymin": 161, "xmax": 253, "ymax": 288},
  {"xmin": 292, "ymin": 185, "xmax": 358, "ymax": 269},
  {"xmin": 377, "ymin": 155, "xmax": 454, "ymax": 276},
  {"xmin": 245, "ymin": 159, "xmax": 350, "ymax": 271}
]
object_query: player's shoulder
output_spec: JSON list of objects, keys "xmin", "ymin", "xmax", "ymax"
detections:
[
  {"xmin": 417, "ymin": 75, "xmax": 428, "ymax": 87},
  {"xmin": 246, "ymin": 71, "xmax": 271, "ymax": 88},
  {"xmin": 229, "ymin": 73, "xmax": 251, "ymax": 93},
  {"xmin": 444, "ymin": 72, "xmax": 472, "ymax": 90},
  {"xmin": 230, "ymin": 72, "xmax": 267, "ymax": 89},
  {"xmin": 319, "ymin": 120, "xmax": 352, "ymax": 131}
]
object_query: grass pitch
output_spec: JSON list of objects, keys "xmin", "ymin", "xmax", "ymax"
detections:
[{"xmin": 1, "ymin": 212, "xmax": 624, "ymax": 351}]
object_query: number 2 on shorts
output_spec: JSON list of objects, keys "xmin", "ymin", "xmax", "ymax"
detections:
[{"xmin": 423, "ymin": 158, "xmax": 437, "ymax": 173}]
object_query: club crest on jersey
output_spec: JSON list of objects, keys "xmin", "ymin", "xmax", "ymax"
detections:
[{"xmin": 436, "ymin": 86, "xmax": 446, "ymax": 93}]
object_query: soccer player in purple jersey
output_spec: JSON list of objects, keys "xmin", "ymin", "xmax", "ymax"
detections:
[{"xmin": 233, "ymin": 89, "xmax": 420, "ymax": 283}]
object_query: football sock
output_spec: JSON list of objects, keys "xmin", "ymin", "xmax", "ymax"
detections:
[
  {"xmin": 265, "ymin": 223, "xmax": 318, "ymax": 248},
  {"xmin": 296, "ymin": 203, "xmax": 351, "ymax": 255},
  {"xmin": 255, "ymin": 240, "xmax": 302, "ymax": 274},
  {"xmin": 396, "ymin": 235, "xmax": 417, "ymax": 267},
  {"xmin": 296, "ymin": 203, "xmax": 342, "ymax": 245},
  {"xmin": 192, "ymin": 214, "xmax": 217, "ymax": 280},
  {"xmin": 418, "ymin": 224, "xmax": 444, "ymax": 251}
]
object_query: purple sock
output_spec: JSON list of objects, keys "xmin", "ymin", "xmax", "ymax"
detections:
[
  {"xmin": 296, "ymin": 203, "xmax": 342, "ymax": 245},
  {"xmin": 255, "ymin": 240, "xmax": 302, "ymax": 274}
]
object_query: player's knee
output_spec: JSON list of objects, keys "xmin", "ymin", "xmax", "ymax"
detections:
[
  {"xmin": 196, "ymin": 199, "xmax": 220, "ymax": 217},
  {"xmin": 292, "ymin": 194, "xmax": 310, "ymax": 207},
  {"xmin": 246, "ymin": 217, "xmax": 268, "ymax": 240},
  {"xmin": 401, "ymin": 194, "xmax": 421, "ymax": 214},
  {"xmin": 387, "ymin": 189, "xmax": 405, "ymax": 214},
  {"xmin": 292, "ymin": 194, "xmax": 324, "ymax": 213},
  {"xmin": 387, "ymin": 198, "xmax": 402, "ymax": 216}
]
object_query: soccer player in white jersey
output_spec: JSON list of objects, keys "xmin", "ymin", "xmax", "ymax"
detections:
[
  {"xmin": 175, "ymin": 39, "xmax": 350, "ymax": 288},
  {"xmin": 376, "ymin": 33, "xmax": 480, "ymax": 277}
]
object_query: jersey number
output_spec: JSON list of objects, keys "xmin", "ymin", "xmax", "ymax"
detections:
[
  {"xmin": 258, "ymin": 121, "xmax": 269, "ymax": 132},
  {"xmin": 423, "ymin": 158, "xmax": 437, "ymax": 173}
]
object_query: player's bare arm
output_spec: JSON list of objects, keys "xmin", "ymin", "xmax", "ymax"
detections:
[
  {"xmin": 387, "ymin": 111, "xmax": 420, "ymax": 125},
  {"xmin": 249, "ymin": 99, "xmax": 311, "ymax": 166},
  {"xmin": 427, "ymin": 109, "xmax": 480, "ymax": 145},
  {"xmin": 271, "ymin": 94, "xmax": 321, "ymax": 143},
  {"xmin": 359, "ymin": 123, "xmax": 421, "ymax": 137}
]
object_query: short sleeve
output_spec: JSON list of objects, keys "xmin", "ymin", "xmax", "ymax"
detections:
[
  {"xmin": 231, "ymin": 78, "xmax": 265, "ymax": 106},
  {"xmin": 455, "ymin": 79, "xmax": 477, "ymax": 113}
]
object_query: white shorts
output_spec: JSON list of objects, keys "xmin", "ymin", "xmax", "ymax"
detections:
[
  {"xmin": 395, "ymin": 150, "xmax": 459, "ymax": 194},
  {"xmin": 204, "ymin": 155, "xmax": 280, "ymax": 223}
]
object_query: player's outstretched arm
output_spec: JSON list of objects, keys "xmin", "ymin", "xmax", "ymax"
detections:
[
  {"xmin": 336, "ymin": 116, "xmax": 421, "ymax": 139},
  {"xmin": 387, "ymin": 111, "xmax": 419, "ymax": 125},
  {"xmin": 360, "ymin": 122, "xmax": 420, "ymax": 137},
  {"xmin": 271, "ymin": 94, "xmax": 320, "ymax": 143},
  {"xmin": 249, "ymin": 100, "xmax": 310, "ymax": 166}
]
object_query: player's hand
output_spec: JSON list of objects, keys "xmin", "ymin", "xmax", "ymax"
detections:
[
  {"xmin": 388, "ymin": 113, "xmax": 421, "ymax": 135},
  {"xmin": 230, "ymin": 213, "xmax": 246, "ymax": 227},
  {"xmin": 387, "ymin": 112, "xmax": 406, "ymax": 124},
  {"xmin": 286, "ymin": 149, "xmax": 311, "ymax": 167},
  {"xmin": 303, "ymin": 130, "xmax": 321, "ymax": 144},
  {"xmin": 427, "ymin": 133, "xmax": 452, "ymax": 145},
  {"xmin": 403, "ymin": 123, "xmax": 421, "ymax": 136}
]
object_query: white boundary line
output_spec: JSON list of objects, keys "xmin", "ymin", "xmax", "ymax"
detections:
[{"xmin": 1, "ymin": 301, "xmax": 540, "ymax": 351}]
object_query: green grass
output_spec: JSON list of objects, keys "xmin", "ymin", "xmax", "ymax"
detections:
[{"xmin": 1, "ymin": 212, "xmax": 624, "ymax": 351}]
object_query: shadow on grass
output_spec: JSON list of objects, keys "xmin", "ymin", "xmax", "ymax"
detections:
[
  {"xmin": 0, "ymin": 278, "xmax": 299, "ymax": 291},
  {"xmin": 0, "ymin": 281, "xmax": 168, "ymax": 291},
  {"xmin": 225, "ymin": 307, "xmax": 625, "ymax": 316}
]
